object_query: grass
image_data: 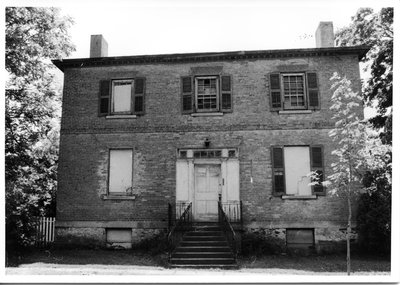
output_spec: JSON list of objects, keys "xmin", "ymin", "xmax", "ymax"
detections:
[
  {"xmin": 238, "ymin": 253, "xmax": 391, "ymax": 272},
  {"xmin": 10, "ymin": 248, "xmax": 168, "ymax": 268},
  {"xmin": 11, "ymin": 248, "xmax": 390, "ymax": 273}
]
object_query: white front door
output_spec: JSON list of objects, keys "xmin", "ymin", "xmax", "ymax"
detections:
[{"xmin": 194, "ymin": 164, "xmax": 221, "ymax": 221}]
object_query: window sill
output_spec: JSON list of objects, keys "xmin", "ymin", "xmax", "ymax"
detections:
[
  {"xmin": 106, "ymin": 115, "xmax": 137, "ymax": 119},
  {"xmin": 102, "ymin": 195, "xmax": 136, "ymax": 200},
  {"xmin": 282, "ymin": 195, "xmax": 317, "ymax": 200},
  {"xmin": 191, "ymin": 112, "xmax": 223, "ymax": 117},
  {"xmin": 278, "ymin": 110, "xmax": 312, "ymax": 115}
]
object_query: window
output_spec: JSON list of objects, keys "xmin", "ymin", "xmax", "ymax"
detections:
[
  {"xmin": 269, "ymin": 72, "xmax": 320, "ymax": 111},
  {"xmin": 196, "ymin": 77, "xmax": 219, "ymax": 112},
  {"xmin": 282, "ymin": 74, "xmax": 306, "ymax": 109},
  {"xmin": 99, "ymin": 78, "xmax": 146, "ymax": 117},
  {"xmin": 112, "ymin": 80, "xmax": 133, "ymax": 114},
  {"xmin": 181, "ymin": 75, "xmax": 232, "ymax": 114},
  {"xmin": 108, "ymin": 149, "xmax": 133, "ymax": 196},
  {"xmin": 286, "ymin": 229, "xmax": 314, "ymax": 250},
  {"xmin": 271, "ymin": 145, "xmax": 325, "ymax": 196}
]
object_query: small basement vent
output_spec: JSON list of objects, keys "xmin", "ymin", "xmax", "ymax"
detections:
[
  {"xmin": 106, "ymin": 228, "xmax": 132, "ymax": 249},
  {"xmin": 286, "ymin": 229, "xmax": 314, "ymax": 250}
]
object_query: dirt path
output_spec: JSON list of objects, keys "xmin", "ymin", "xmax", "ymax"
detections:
[{"xmin": 6, "ymin": 263, "xmax": 390, "ymax": 275}]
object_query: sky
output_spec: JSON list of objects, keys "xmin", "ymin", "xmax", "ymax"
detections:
[{"xmin": 58, "ymin": 0, "xmax": 390, "ymax": 59}]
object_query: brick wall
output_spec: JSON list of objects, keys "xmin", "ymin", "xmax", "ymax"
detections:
[{"xmin": 56, "ymin": 54, "xmax": 362, "ymax": 246}]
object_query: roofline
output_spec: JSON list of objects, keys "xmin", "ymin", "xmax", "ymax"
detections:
[{"xmin": 52, "ymin": 46, "xmax": 369, "ymax": 72}]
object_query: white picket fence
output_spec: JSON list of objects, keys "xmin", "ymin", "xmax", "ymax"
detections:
[{"xmin": 35, "ymin": 217, "xmax": 55, "ymax": 247}]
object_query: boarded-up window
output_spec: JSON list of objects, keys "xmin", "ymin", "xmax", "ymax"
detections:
[
  {"xmin": 284, "ymin": 146, "xmax": 311, "ymax": 196},
  {"xmin": 286, "ymin": 229, "xmax": 314, "ymax": 249},
  {"xmin": 109, "ymin": 149, "xmax": 133, "ymax": 195},
  {"xmin": 111, "ymin": 80, "xmax": 134, "ymax": 114},
  {"xmin": 106, "ymin": 229, "xmax": 132, "ymax": 249}
]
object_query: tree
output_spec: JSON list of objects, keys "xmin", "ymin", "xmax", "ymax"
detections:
[
  {"xmin": 5, "ymin": 7, "xmax": 75, "ymax": 259},
  {"xmin": 328, "ymin": 73, "xmax": 391, "ymax": 275},
  {"xmin": 335, "ymin": 7, "xmax": 393, "ymax": 144},
  {"xmin": 334, "ymin": 7, "xmax": 393, "ymax": 256}
]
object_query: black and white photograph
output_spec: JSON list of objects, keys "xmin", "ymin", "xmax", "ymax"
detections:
[{"xmin": 2, "ymin": 0, "xmax": 398, "ymax": 283}]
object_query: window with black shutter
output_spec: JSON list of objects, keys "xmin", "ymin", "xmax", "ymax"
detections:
[
  {"xmin": 271, "ymin": 145, "xmax": 325, "ymax": 197},
  {"xmin": 269, "ymin": 72, "xmax": 320, "ymax": 112},
  {"xmin": 99, "ymin": 77, "xmax": 146, "ymax": 117},
  {"xmin": 181, "ymin": 74, "xmax": 233, "ymax": 114}
]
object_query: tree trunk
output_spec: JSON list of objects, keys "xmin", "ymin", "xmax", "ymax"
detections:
[
  {"xmin": 347, "ymin": 192, "xmax": 352, "ymax": 276},
  {"xmin": 347, "ymin": 159, "xmax": 353, "ymax": 276}
]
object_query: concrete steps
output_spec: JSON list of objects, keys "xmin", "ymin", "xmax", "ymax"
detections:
[{"xmin": 169, "ymin": 224, "xmax": 238, "ymax": 269}]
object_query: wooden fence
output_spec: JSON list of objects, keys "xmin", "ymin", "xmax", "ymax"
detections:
[{"xmin": 35, "ymin": 217, "xmax": 55, "ymax": 247}]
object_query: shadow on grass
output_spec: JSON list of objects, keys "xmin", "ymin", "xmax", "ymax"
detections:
[
  {"xmin": 9, "ymin": 247, "xmax": 168, "ymax": 268},
  {"xmin": 238, "ymin": 253, "xmax": 391, "ymax": 273}
]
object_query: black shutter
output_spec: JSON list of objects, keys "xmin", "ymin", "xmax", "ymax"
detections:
[
  {"xmin": 181, "ymin": 76, "xmax": 193, "ymax": 114},
  {"xmin": 221, "ymin": 75, "xmax": 232, "ymax": 112},
  {"xmin": 307, "ymin": 72, "xmax": 320, "ymax": 109},
  {"xmin": 271, "ymin": 146, "xmax": 285, "ymax": 195},
  {"xmin": 269, "ymin": 73, "xmax": 282, "ymax": 110},
  {"xmin": 310, "ymin": 146, "xmax": 325, "ymax": 195},
  {"xmin": 99, "ymin": 80, "xmax": 110, "ymax": 116},
  {"xmin": 133, "ymin": 77, "xmax": 145, "ymax": 115}
]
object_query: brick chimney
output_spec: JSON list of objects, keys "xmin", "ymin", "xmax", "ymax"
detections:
[
  {"xmin": 315, "ymin": 22, "xmax": 334, "ymax": 48},
  {"xmin": 90, "ymin": 35, "xmax": 108, "ymax": 58}
]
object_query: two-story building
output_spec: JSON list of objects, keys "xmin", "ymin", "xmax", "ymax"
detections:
[{"xmin": 53, "ymin": 22, "xmax": 367, "ymax": 253}]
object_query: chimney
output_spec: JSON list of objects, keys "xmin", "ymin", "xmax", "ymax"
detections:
[
  {"xmin": 315, "ymin": 22, "xmax": 334, "ymax": 48},
  {"xmin": 90, "ymin": 35, "xmax": 108, "ymax": 58}
]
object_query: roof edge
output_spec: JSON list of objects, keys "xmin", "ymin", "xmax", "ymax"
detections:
[{"xmin": 52, "ymin": 46, "xmax": 370, "ymax": 72}]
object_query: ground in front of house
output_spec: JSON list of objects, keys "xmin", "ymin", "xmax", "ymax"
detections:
[{"xmin": 6, "ymin": 248, "xmax": 390, "ymax": 275}]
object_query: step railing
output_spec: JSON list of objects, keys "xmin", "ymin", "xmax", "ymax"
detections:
[
  {"xmin": 218, "ymin": 201, "xmax": 238, "ymax": 260},
  {"xmin": 220, "ymin": 201, "xmax": 242, "ymax": 225},
  {"xmin": 167, "ymin": 202, "xmax": 192, "ymax": 261}
]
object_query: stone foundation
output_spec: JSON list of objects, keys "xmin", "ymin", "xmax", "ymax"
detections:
[
  {"xmin": 241, "ymin": 226, "xmax": 357, "ymax": 255},
  {"xmin": 55, "ymin": 223, "xmax": 166, "ymax": 249}
]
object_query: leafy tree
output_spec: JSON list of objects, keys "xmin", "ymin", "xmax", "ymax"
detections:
[
  {"xmin": 334, "ymin": 7, "xmax": 393, "ymax": 257},
  {"xmin": 327, "ymin": 73, "xmax": 391, "ymax": 275},
  {"xmin": 5, "ymin": 7, "xmax": 75, "ymax": 260},
  {"xmin": 335, "ymin": 7, "xmax": 393, "ymax": 144}
]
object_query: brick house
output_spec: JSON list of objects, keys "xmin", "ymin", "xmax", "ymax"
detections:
[{"xmin": 53, "ymin": 22, "xmax": 368, "ymax": 256}]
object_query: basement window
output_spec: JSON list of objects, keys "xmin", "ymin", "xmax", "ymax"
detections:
[
  {"xmin": 286, "ymin": 229, "xmax": 314, "ymax": 250},
  {"xmin": 106, "ymin": 228, "xmax": 132, "ymax": 249}
]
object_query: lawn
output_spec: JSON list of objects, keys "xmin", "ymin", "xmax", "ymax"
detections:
[{"xmin": 9, "ymin": 248, "xmax": 390, "ymax": 273}]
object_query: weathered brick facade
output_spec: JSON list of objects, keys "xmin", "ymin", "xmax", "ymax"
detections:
[{"xmin": 54, "ymin": 43, "xmax": 367, "ymax": 252}]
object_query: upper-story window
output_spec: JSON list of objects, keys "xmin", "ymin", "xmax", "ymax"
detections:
[
  {"xmin": 112, "ymin": 79, "xmax": 134, "ymax": 114},
  {"xmin": 269, "ymin": 72, "xmax": 320, "ymax": 111},
  {"xmin": 98, "ymin": 77, "xmax": 146, "ymax": 117},
  {"xmin": 181, "ymin": 75, "xmax": 232, "ymax": 114},
  {"xmin": 195, "ymin": 77, "xmax": 219, "ymax": 112}
]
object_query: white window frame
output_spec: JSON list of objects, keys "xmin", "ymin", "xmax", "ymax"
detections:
[
  {"xmin": 281, "ymin": 73, "xmax": 306, "ymax": 110},
  {"xmin": 108, "ymin": 149, "xmax": 133, "ymax": 196},
  {"xmin": 111, "ymin": 79, "xmax": 134, "ymax": 115},
  {"xmin": 195, "ymin": 76, "xmax": 220, "ymax": 112}
]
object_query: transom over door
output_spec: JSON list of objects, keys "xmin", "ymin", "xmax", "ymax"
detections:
[{"xmin": 194, "ymin": 164, "xmax": 221, "ymax": 221}]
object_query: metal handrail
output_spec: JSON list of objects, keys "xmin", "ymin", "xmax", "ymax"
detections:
[
  {"xmin": 167, "ymin": 202, "xmax": 192, "ymax": 260},
  {"xmin": 218, "ymin": 201, "xmax": 238, "ymax": 259}
]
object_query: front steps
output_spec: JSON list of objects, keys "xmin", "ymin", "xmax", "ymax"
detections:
[{"xmin": 169, "ymin": 224, "xmax": 238, "ymax": 269}]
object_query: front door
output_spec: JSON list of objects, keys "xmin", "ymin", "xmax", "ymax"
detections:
[{"xmin": 194, "ymin": 164, "xmax": 221, "ymax": 221}]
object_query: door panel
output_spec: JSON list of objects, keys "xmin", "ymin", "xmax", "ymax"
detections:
[{"xmin": 194, "ymin": 165, "xmax": 221, "ymax": 221}]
